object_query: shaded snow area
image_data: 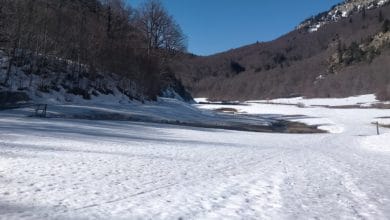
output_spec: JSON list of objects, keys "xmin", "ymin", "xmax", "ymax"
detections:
[
  {"xmin": 2, "ymin": 98, "xmax": 320, "ymax": 134},
  {"xmin": 1, "ymin": 96, "xmax": 390, "ymax": 219},
  {"xmin": 247, "ymin": 94, "xmax": 386, "ymax": 107}
]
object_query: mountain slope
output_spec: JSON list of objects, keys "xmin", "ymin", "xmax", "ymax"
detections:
[
  {"xmin": 0, "ymin": 0, "xmax": 193, "ymax": 104},
  {"xmin": 173, "ymin": 0, "xmax": 390, "ymax": 101}
]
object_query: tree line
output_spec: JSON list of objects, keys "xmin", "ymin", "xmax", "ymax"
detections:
[{"xmin": 0, "ymin": 0, "xmax": 187, "ymax": 99}]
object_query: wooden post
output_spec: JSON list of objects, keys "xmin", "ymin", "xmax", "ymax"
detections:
[
  {"xmin": 34, "ymin": 104, "xmax": 47, "ymax": 118},
  {"xmin": 376, "ymin": 121, "xmax": 380, "ymax": 135},
  {"xmin": 43, "ymin": 104, "xmax": 47, "ymax": 118}
]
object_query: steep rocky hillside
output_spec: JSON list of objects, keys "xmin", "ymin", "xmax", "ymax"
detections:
[
  {"xmin": 173, "ymin": 0, "xmax": 390, "ymax": 101},
  {"xmin": 0, "ymin": 50, "xmax": 192, "ymax": 106},
  {"xmin": 298, "ymin": 0, "xmax": 390, "ymax": 32}
]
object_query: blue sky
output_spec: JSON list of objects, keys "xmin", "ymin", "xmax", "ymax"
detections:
[{"xmin": 127, "ymin": 0, "xmax": 343, "ymax": 55}]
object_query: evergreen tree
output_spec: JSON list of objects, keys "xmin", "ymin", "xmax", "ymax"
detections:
[
  {"xmin": 379, "ymin": 10, "xmax": 384, "ymax": 23},
  {"xmin": 382, "ymin": 19, "xmax": 390, "ymax": 33}
]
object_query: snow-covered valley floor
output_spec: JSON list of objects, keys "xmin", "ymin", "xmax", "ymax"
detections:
[{"xmin": 1, "ymin": 95, "xmax": 390, "ymax": 219}]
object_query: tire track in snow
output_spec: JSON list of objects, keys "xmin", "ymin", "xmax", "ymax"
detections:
[
  {"xmin": 279, "ymin": 147, "xmax": 386, "ymax": 220},
  {"xmin": 147, "ymin": 150, "xmax": 295, "ymax": 220},
  {"xmin": 314, "ymin": 133, "xmax": 389, "ymax": 219},
  {"xmin": 70, "ymin": 148, "xmax": 295, "ymax": 217},
  {"xmin": 323, "ymin": 158, "xmax": 386, "ymax": 219}
]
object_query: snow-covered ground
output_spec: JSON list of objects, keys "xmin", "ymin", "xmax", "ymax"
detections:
[
  {"xmin": 1, "ymin": 95, "xmax": 390, "ymax": 219},
  {"xmin": 247, "ymin": 94, "xmax": 388, "ymax": 107}
]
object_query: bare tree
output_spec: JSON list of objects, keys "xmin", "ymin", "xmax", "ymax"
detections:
[
  {"xmin": 2, "ymin": 0, "xmax": 24, "ymax": 85},
  {"xmin": 0, "ymin": 0, "xmax": 187, "ymax": 100},
  {"xmin": 135, "ymin": 0, "xmax": 187, "ymax": 56}
]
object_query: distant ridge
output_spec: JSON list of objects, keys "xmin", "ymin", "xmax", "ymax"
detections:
[{"xmin": 173, "ymin": 0, "xmax": 390, "ymax": 101}]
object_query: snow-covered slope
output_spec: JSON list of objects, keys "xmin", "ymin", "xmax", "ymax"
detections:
[
  {"xmin": 1, "ymin": 95, "xmax": 390, "ymax": 219},
  {"xmin": 250, "ymin": 94, "xmax": 388, "ymax": 107},
  {"xmin": 298, "ymin": 0, "xmax": 390, "ymax": 32}
]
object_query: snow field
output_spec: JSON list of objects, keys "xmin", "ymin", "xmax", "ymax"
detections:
[{"xmin": 1, "ymin": 95, "xmax": 390, "ymax": 219}]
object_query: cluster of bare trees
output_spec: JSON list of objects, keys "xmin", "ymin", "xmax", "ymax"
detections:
[
  {"xmin": 0, "ymin": 0, "xmax": 187, "ymax": 99},
  {"xmin": 136, "ymin": 0, "xmax": 186, "ymax": 56}
]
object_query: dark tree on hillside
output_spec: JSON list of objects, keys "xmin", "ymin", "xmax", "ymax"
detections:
[
  {"xmin": 336, "ymin": 40, "xmax": 343, "ymax": 63},
  {"xmin": 382, "ymin": 19, "xmax": 390, "ymax": 33},
  {"xmin": 362, "ymin": 7, "xmax": 366, "ymax": 19},
  {"xmin": 379, "ymin": 10, "xmax": 384, "ymax": 23},
  {"xmin": 230, "ymin": 61, "xmax": 246, "ymax": 74},
  {"xmin": 343, "ymin": 42, "xmax": 364, "ymax": 65}
]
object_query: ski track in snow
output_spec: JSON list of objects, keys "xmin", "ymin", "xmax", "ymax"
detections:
[{"xmin": 1, "ymin": 97, "xmax": 390, "ymax": 219}]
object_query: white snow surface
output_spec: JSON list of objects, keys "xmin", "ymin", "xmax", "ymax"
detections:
[
  {"xmin": 1, "ymin": 96, "xmax": 390, "ymax": 219},
  {"xmin": 248, "ymin": 94, "xmax": 381, "ymax": 107},
  {"xmin": 361, "ymin": 133, "xmax": 390, "ymax": 152}
]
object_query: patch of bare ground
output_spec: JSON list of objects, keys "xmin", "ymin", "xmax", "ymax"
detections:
[
  {"xmin": 246, "ymin": 101, "xmax": 298, "ymax": 106},
  {"xmin": 176, "ymin": 120, "xmax": 325, "ymax": 134},
  {"xmin": 214, "ymin": 107, "xmax": 239, "ymax": 113},
  {"xmin": 46, "ymin": 112, "xmax": 325, "ymax": 134},
  {"xmin": 371, "ymin": 103, "xmax": 390, "ymax": 109},
  {"xmin": 285, "ymin": 121, "xmax": 327, "ymax": 134},
  {"xmin": 197, "ymin": 101, "xmax": 249, "ymax": 106}
]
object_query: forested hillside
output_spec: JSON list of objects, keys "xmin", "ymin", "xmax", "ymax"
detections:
[
  {"xmin": 172, "ymin": 0, "xmax": 390, "ymax": 101},
  {"xmin": 0, "ymin": 0, "xmax": 191, "ymax": 103}
]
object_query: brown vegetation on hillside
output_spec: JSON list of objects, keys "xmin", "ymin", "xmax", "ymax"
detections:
[
  {"xmin": 0, "ymin": 0, "xmax": 187, "ymax": 100},
  {"xmin": 173, "ymin": 3, "xmax": 390, "ymax": 101}
]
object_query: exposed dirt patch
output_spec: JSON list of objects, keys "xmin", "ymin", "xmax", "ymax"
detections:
[
  {"xmin": 158, "ymin": 120, "xmax": 325, "ymax": 134},
  {"xmin": 197, "ymin": 101, "xmax": 248, "ymax": 106},
  {"xmin": 371, "ymin": 103, "xmax": 390, "ymax": 109},
  {"xmin": 285, "ymin": 121, "xmax": 327, "ymax": 134},
  {"xmin": 49, "ymin": 112, "xmax": 325, "ymax": 134},
  {"xmin": 214, "ymin": 107, "xmax": 239, "ymax": 113}
]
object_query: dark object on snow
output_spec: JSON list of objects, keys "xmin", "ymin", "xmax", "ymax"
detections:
[
  {"xmin": 34, "ymin": 104, "xmax": 47, "ymax": 118},
  {"xmin": 376, "ymin": 121, "xmax": 380, "ymax": 135},
  {"xmin": 0, "ymin": 91, "xmax": 30, "ymax": 106}
]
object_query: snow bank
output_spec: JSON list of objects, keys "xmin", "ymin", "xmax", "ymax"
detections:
[
  {"xmin": 194, "ymin": 97, "xmax": 209, "ymax": 103},
  {"xmin": 197, "ymin": 101, "xmax": 342, "ymax": 133},
  {"xmin": 318, "ymin": 124, "xmax": 345, "ymax": 134},
  {"xmin": 197, "ymin": 94, "xmax": 390, "ymax": 134},
  {"xmin": 260, "ymin": 94, "xmax": 379, "ymax": 107},
  {"xmin": 360, "ymin": 133, "xmax": 390, "ymax": 153},
  {"xmin": 376, "ymin": 118, "xmax": 390, "ymax": 126}
]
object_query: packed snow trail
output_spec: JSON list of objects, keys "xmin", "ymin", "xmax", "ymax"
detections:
[{"xmin": 0, "ymin": 98, "xmax": 390, "ymax": 219}]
